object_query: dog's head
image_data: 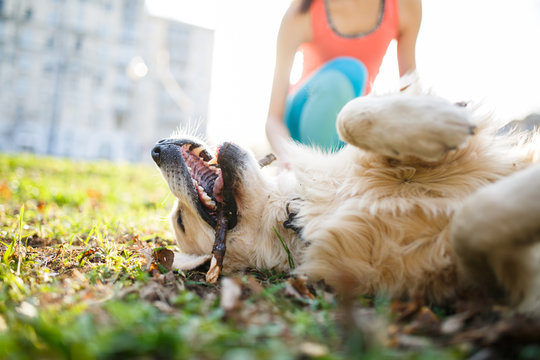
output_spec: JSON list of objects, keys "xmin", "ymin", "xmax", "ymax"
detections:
[{"xmin": 151, "ymin": 137, "xmax": 262, "ymax": 255}]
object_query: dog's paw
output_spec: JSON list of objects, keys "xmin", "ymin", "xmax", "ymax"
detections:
[{"xmin": 337, "ymin": 95, "xmax": 475, "ymax": 161}]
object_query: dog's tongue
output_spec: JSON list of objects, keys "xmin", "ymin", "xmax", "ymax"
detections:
[
  {"xmin": 212, "ymin": 175, "xmax": 224, "ymax": 203},
  {"xmin": 205, "ymin": 207, "xmax": 228, "ymax": 283}
]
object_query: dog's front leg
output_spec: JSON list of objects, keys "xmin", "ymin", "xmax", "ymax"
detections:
[
  {"xmin": 337, "ymin": 95, "xmax": 475, "ymax": 162},
  {"xmin": 450, "ymin": 164, "xmax": 540, "ymax": 314}
]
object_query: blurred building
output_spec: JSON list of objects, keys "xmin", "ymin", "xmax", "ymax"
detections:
[{"xmin": 0, "ymin": 0, "xmax": 214, "ymax": 162}]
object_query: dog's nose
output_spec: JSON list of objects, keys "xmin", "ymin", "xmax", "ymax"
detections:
[{"xmin": 151, "ymin": 144, "xmax": 162, "ymax": 165}]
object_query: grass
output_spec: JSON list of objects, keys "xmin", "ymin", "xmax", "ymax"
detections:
[
  {"xmin": 0, "ymin": 153, "xmax": 539, "ymax": 360},
  {"xmin": 273, "ymin": 226, "xmax": 295, "ymax": 270}
]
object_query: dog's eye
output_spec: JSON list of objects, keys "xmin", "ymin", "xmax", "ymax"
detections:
[{"xmin": 176, "ymin": 211, "xmax": 185, "ymax": 233}]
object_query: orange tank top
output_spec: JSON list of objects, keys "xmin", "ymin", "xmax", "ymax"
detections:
[{"xmin": 298, "ymin": 0, "xmax": 399, "ymax": 94}]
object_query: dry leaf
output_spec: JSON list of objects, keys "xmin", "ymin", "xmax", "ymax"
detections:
[
  {"xmin": 16, "ymin": 301, "xmax": 37, "ymax": 318},
  {"xmin": 390, "ymin": 296, "xmax": 424, "ymax": 321},
  {"xmin": 286, "ymin": 276, "xmax": 315, "ymax": 300},
  {"xmin": 451, "ymin": 316, "xmax": 540, "ymax": 346},
  {"xmin": 0, "ymin": 181, "xmax": 11, "ymax": 200},
  {"xmin": 441, "ymin": 311, "xmax": 472, "ymax": 335},
  {"xmin": 245, "ymin": 275, "xmax": 264, "ymax": 295},
  {"xmin": 299, "ymin": 342, "xmax": 328, "ymax": 357},
  {"xmin": 0, "ymin": 315, "xmax": 7, "ymax": 332},
  {"xmin": 153, "ymin": 300, "xmax": 176, "ymax": 314},
  {"xmin": 139, "ymin": 273, "xmax": 180, "ymax": 303},
  {"xmin": 153, "ymin": 248, "xmax": 174, "ymax": 271},
  {"xmin": 220, "ymin": 277, "xmax": 242, "ymax": 312},
  {"xmin": 78, "ymin": 248, "xmax": 96, "ymax": 265},
  {"xmin": 148, "ymin": 263, "xmax": 162, "ymax": 277},
  {"xmin": 395, "ymin": 334, "xmax": 431, "ymax": 349},
  {"xmin": 402, "ymin": 306, "xmax": 440, "ymax": 335}
]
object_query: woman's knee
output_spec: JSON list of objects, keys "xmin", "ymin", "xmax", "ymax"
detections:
[{"xmin": 320, "ymin": 57, "xmax": 368, "ymax": 96}]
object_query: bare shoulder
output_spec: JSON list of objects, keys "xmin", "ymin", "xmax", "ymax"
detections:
[
  {"xmin": 279, "ymin": 0, "xmax": 311, "ymax": 44},
  {"xmin": 397, "ymin": 0, "xmax": 422, "ymax": 30}
]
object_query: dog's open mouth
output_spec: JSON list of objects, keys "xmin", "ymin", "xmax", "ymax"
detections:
[
  {"xmin": 163, "ymin": 141, "xmax": 239, "ymax": 230},
  {"xmin": 153, "ymin": 139, "xmax": 246, "ymax": 282},
  {"xmin": 180, "ymin": 143, "xmax": 224, "ymax": 214}
]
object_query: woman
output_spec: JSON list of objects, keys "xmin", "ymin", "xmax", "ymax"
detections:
[{"xmin": 265, "ymin": 0, "xmax": 422, "ymax": 166}]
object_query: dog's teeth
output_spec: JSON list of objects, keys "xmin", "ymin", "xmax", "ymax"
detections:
[
  {"xmin": 192, "ymin": 146, "xmax": 203, "ymax": 156},
  {"xmin": 208, "ymin": 157, "xmax": 217, "ymax": 166},
  {"xmin": 200, "ymin": 192, "xmax": 217, "ymax": 210},
  {"xmin": 203, "ymin": 198, "xmax": 217, "ymax": 210}
]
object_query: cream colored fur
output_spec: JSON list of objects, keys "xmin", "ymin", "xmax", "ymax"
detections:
[{"xmin": 161, "ymin": 94, "xmax": 540, "ymax": 313}]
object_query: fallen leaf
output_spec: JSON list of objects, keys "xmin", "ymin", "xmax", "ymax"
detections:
[
  {"xmin": 37, "ymin": 201, "xmax": 46, "ymax": 213},
  {"xmin": 139, "ymin": 273, "xmax": 181, "ymax": 303},
  {"xmin": 153, "ymin": 248, "xmax": 174, "ymax": 271},
  {"xmin": 220, "ymin": 277, "xmax": 243, "ymax": 312},
  {"xmin": 451, "ymin": 316, "xmax": 540, "ymax": 346},
  {"xmin": 16, "ymin": 301, "xmax": 37, "ymax": 318},
  {"xmin": 441, "ymin": 311, "xmax": 472, "ymax": 335},
  {"xmin": 285, "ymin": 276, "xmax": 315, "ymax": 300},
  {"xmin": 390, "ymin": 296, "xmax": 424, "ymax": 321},
  {"xmin": 153, "ymin": 300, "xmax": 176, "ymax": 314},
  {"xmin": 402, "ymin": 306, "xmax": 440, "ymax": 335},
  {"xmin": 245, "ymin": 275, "xmax": 264, "ymax": 295},
  {"xmin": 299, "ymin": 342, "xmax": 328, "ymax": 357},
  {"xmin": 0, "ymin": 181, "xmax": 11, "ymax": 199},
  {"xmin": 0, "ymin": 315, "xmax": 7, "ymax": 332},
  {"xmin": 86, "ymin": 188, "xmax": 102, "ymax": 207},
  {"xmin": 395, "ymin": 334, "xmax": 431, "ymax": 349},
  {"xmin": 148, "ymin": 263, "xmax": 163, "ymax": 277},
  {"xmin": 78, "ymin": 248, "xmax": 96, "ymax": 265}
]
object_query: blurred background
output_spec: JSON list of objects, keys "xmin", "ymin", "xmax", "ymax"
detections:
[{"xmin": 0, "ymin": 0, "xmax": 539, "ymax": 163}]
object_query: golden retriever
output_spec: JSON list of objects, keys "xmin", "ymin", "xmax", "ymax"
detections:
[{"xmin": 151, "ymin": 94, "xmax": 540, "ymax": 313}]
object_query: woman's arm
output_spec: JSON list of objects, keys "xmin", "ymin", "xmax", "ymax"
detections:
[
  {"xmin": 266, "ymin": 1, "xmax": 310, "ymax": 164},
  {"xmin": 396, "ymin": 0, "xmax": 422, "ymax": 76}
]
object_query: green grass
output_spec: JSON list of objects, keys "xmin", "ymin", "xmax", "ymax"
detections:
[{"xmin": 0, "ymin": 153, "xmax": 538, "ymax": 360}]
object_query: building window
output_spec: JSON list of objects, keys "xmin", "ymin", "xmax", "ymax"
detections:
[
  {"xmin": 76, "ymin": 10, "xmax": 85, "ymax": 30},
  {"xmin": 18, "ymin": 30, "xmax": 33, "ymax": 49},
  {"xmin": 74, "ymin": 36, "xmax": 83, "ymax": 52},
  {"xmin": 43, "ymin": 60, "xmax": 56, "ymax": 74},
  {"xmin": 122, "ymin": 0, "xmax": 137, "ymax": 23},
  {"xmin": 25, "ymin": 8, "xmax": 33, "ymax": 21},
  {"xmin": 103, "ymin": 0, "xmax": 112, "ymax": 11},
  {"xmin": 94, "ymin": 73, "xmax": 104, "ymax": 87},
  {"xmin": 115, "ymin": 111, "xmax": 126, "ymax": 129},
  {"xmin": 46, "ymin": 36, "xmax": 55, "ymax": 49},
  {"xmin": 48, "ymin": 12, "xmax": 59, "ymax": 27}
]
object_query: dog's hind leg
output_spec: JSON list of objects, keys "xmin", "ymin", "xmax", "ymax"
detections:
[
  {"xmin": 450, "ymin": 164, "xmax": 540, "ymax": 314},
  {"xmin": 337, "ymin": 95, "xmax": 475, "ymax": 161}
]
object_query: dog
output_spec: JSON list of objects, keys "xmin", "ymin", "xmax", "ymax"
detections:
[{"xmin": 151, "ymin": 94, "xmax": 540, "ymax": 313}]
